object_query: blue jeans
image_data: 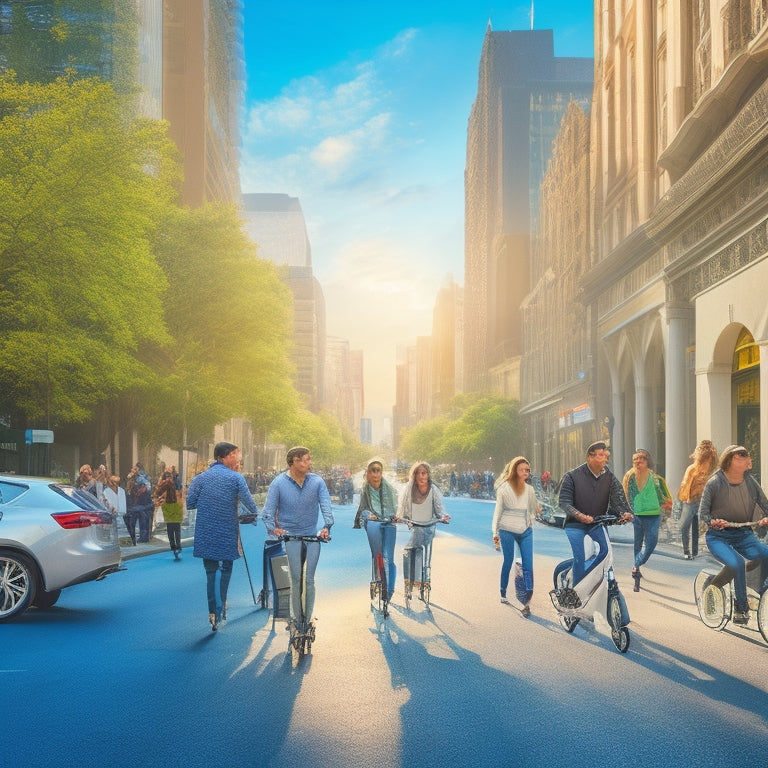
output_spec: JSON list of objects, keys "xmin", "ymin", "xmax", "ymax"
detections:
[
  {"xmin": 365, "ymin": 520, "xmax": 397, "ymax": 599},
  {"xmin": 679, "ymin": 501, "xmax": 699, "ymax": 556},
  {"xmin": 705, "ymin": 527, "xmax": 768, "ymax": 611},
  {"xmin": 203, "ymin": 559, "xmax": 233, "ymax": 616},
  {"xmin": 285, "ymin": 539, "xmax": 321, "ymax": 623},
  {"xmin": 633, "ymin": 514, "xmax": 661, "ymax": 569},
  {"xmin": 498, "ymin": 527, "xmax": 533, "ymax": 601},
  {"xmin": 565, "ymin": 523, "xmax": 609, "ymax": 585}
]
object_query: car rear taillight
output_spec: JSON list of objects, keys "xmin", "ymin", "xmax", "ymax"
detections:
[{"xmin": 51, "ymin": 512, "xmax": 110, "ymax": 529}]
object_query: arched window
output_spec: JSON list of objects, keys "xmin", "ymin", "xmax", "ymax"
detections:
[{"xmin": 732, "ymin": 327, "xmax": 760, "ymax": 480}]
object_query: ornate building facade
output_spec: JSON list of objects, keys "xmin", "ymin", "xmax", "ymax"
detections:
[{"xmin": 582, "ymin": 0, "xmax": 768, "ymax": 488}]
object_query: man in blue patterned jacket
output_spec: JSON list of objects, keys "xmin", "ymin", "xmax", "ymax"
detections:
[{"xmin": 188, "ymin": 441, "xmax": 259, "ymax": 631}]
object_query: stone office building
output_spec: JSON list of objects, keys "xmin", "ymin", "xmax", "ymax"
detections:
[{"xmin": 570, "ymin": 2, "xmax": 768, "ymax": 489}]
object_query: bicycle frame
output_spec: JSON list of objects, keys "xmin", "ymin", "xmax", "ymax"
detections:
[{"xmin": 694, "ymin": 558, "xmax": 768, "ymax": 642}]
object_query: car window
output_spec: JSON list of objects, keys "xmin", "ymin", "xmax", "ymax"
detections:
[
  {"xmin": 0, "ymin": 480, "xmax": 29, "ymax": 503},
  {"xmin": 52, "ymin": 485, "xmax": 107, "ymax": 511}
]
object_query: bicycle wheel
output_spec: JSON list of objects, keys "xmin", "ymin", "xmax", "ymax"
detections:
[
  {"xmin": 376, "ymin": 553, "xmax": 388, "ymax": 617},
  {"xmin": 757, "ymin": 593, "xmax": 768, "ymax": 644},
  {"xmin": 608, "ymin": 595, "xmax": 630, "ymax": 653},
  {"xmin": 694, "ymin": 571, "xmax": 730, "ymax": 630}
]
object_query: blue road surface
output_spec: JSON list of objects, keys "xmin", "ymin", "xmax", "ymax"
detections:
[{"xmin": 2, "ymin": 497, "xmax": 766, "ymax": 768}]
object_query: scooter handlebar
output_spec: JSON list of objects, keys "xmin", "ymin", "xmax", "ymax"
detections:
[{"xmin": 590, "ymin": 514, "xmax": 625, "ymax": 525}]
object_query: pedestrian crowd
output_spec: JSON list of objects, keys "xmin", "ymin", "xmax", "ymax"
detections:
[{"xmin": 77, "ymin": 460, "xmax": 183, "ymax": 554}]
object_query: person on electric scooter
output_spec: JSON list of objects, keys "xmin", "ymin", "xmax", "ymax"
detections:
[
  {"xmin": 262, "ymin": 446, "xmax": 334, "ymax": 631},
  {"xmin": 698, "ymin": 445, "xmax": 768, "ymax": 624},
  {"xmin": 557, "ymin": 441, "xmax": 633, "ymax": 602}
]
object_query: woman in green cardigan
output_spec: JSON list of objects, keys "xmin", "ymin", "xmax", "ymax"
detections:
[{"xmin": 623, "ymin": 449, "xmax": 672, "ymax": 592}]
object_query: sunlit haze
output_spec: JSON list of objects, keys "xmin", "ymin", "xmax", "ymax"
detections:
[{"xmin": 240, "ymin": 2, "xmax": 594, "ymax": 440}]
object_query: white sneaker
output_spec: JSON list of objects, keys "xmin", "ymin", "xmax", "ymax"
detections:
[{"xmin": 500, "ymin": 596, "xmax": 509, "ymax": 604}]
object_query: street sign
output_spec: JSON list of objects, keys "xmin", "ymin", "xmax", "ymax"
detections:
[{"xmin": 25, "ymin": 429, "xmax": 54, "ymax": 444}]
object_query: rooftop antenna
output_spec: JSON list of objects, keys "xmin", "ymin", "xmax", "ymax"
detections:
[{"xmin": 530, "ymin": 1, "xmax": 534, "ymax": 30}]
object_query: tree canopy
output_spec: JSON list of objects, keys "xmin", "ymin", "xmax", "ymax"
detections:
[
  {"xmin": 398, "ymin": 395, "xmax": 526, "ymax": 471},
  {"xmin": 0, "ymin": 71, "xmax": 360, "ymax": 466},
  {"xmin": 0, "ymin": 73, "xmax": 180, "ymax": 426},
  {"xmin": 274, "ymin": 407, "xmax": 369, "ymax": 470},
  {"xmin": 143, "ymin": 203, "xmax": 299, "ymax": 447}
]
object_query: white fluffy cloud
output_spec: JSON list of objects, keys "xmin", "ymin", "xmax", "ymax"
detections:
[{"xmin": 240, "ymin": 28, "xmax": 466, "ymax": 425}]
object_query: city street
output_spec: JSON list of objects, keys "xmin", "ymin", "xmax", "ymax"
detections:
[{"xmin": 2, "ymin": 497, "xmax": 767, "ymax": 768}]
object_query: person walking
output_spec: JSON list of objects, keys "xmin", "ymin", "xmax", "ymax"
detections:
[
  {"xmin": 126, "ymin": 463, "xmax": 154, "ymax": 543},
  {"xmin": 155, "ymin": 470, "xmax": 183, "ymax": 560},
  {"xmin": 76, "ymin": 464, "xmax": 97, "ymax": 496},
  {"xmin": 699, "ymin": 445, "xmax": 768, "ymax": 624},
  {"xmin": 262, "ymin": 446, "xmax": 334, "ymax": 631},
  {"xmin": 354, "ymin": 458, "xmax": 399, "ymax": 601},
  {"xmin": 622, "ymin": 449, "xmax": 672, "ymax": 592},
  {"xmin": 677, "ymin": 439, "xmax": 718, "ymax": 560},
  {"xmin": 187, "ymin": 442, "xmax": 260, "ymax": 631},
  {"xmin": 102, "ymin": 474, "xmax": 127, "ymax": 529},
  {"xmin": 491, "ymin": 456, "xmax": 541, "ymax": 616}
]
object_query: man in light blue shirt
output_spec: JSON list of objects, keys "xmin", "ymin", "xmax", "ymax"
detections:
[{"xmin": 262, "ymin": 446, "xmax": 333, "ymax": 625}]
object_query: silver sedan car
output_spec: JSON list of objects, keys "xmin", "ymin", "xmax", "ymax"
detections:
[{"xmin": 0, "ymin": 475, "xmax": 123, "ymax": 621}]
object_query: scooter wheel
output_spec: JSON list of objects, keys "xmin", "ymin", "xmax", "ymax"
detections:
[
  {"xmin": 612, "ymin": 626, "xmax": 630, "ymax": 653},
  {"xmin": 559, "ymin": 614, "xmax": 579, "ymax": 633}
]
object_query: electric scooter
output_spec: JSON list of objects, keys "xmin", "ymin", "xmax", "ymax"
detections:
[{"xmin": 550, "ymin": 514, "xmax": 631, "ymax": 653}]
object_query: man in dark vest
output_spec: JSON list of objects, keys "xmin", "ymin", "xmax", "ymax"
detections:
[{"xmin": 558, "ymin": 441, "xmax": 633, "ymax": 587}]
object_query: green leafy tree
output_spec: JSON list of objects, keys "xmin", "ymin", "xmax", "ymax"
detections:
[
  {"xmin": 0, "ymin": 73, "xmax": 181, "ymax": 429},
  {"xmin": 143, "ymin": 203, "xmax": 299, "ymax": 448},
  {"xmin": 399, "ymin": 395, "xmax": 526, "ymax": 470},
  {"xmin": 274, "ymin": 408, "xmax": 368, "ymax": 469},
  {"xmin": 398, "ymin": 414, "xmax": 450, "ymax": 464}
]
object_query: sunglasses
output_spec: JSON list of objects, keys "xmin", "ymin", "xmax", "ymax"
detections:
[{"xmin": 733, "ymin": 450, "xmax": 750, "ymax": 458}]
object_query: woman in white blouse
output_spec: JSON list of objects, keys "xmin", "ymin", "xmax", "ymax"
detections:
[{"xmin": 492, "ymin": 457, "xmax": 541, "ymax": 616}]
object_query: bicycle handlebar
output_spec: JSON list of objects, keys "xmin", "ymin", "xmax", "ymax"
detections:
[{"xmin": 278, "ymin": 534, "xmax": 331, "ymax": 542}]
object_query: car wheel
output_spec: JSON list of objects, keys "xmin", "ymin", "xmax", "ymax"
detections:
[
  {"xmin": 33, "ymin": 588, "xmax": 62, "ymax": 609},
  {"xmin": 0, "ymin": 548, "xmax": 37, "ymax": 622}
]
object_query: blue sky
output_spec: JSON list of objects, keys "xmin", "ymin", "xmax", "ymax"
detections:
[{"xmin": 240, "ymin": 2, "xmax": 594, "ymax": 438}]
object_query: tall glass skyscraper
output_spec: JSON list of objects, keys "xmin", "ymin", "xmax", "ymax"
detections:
[{"xmin": 464, "ymin": 26, "xmax": 593, "ymax": 394}]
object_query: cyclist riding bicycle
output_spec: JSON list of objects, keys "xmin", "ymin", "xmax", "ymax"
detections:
[
  {"xmin": 698, "ymin": 445, "xmax": 768, "ymax": 624},
  {"xmin": 262, "ymin": 446, "xmax": 334, "ymax": 630},
  {"xmin": 354, "ymin": 458, "xmax": 399, "ymax": 601},
  {"xmin": 558, "ymin": 441, "xmax": 633, "ymax": 592}
]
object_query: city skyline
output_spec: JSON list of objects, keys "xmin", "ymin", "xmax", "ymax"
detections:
[{"xmin": 239, "ymin": 2, "xmax": 594, "ymax": 438}]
